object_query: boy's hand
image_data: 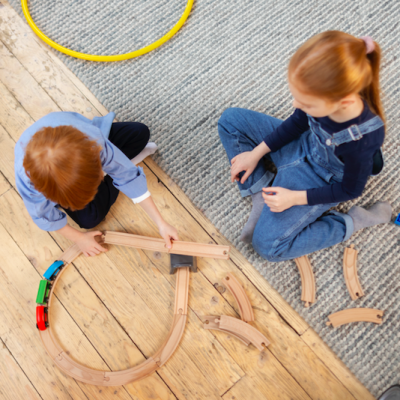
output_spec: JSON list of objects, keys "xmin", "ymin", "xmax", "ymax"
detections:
[
  {"xmin": 159, "ymin": 222, "xmax": 179, "ymax": 249},
  {"xmin": 262, "ymin": 187, "xmax": 307, "ymax": 212},
  {"xmin": 75, "ymin": 231, "xmax": 108, "ymax": 257},
  {"xmin": 230, "ymin": 151, "xmax": 259, "ymax": 184}
]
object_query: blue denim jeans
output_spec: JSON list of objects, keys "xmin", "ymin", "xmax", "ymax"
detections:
[{"xmin": 218, "ymin": 108, "xmax": 354, "ymax": 262}]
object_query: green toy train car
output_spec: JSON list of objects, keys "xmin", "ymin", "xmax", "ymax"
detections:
[{"xmin": 36, "ymin": 280, "xmax": 51, "ymax": 305}]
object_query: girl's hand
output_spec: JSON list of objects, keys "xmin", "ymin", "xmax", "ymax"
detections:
[
  {"xmin": 230, "ymin": 151, "xmax": 259, "ymax": 184},
  {"xmin": 159, "ymin": 221, "xmax": 179, "ymax": 249},
  {"xmin": 75, "ymin": 231, "xmax": 108, "ymax": 257},
  {"xmin": 262, "ymin": 187, "xmax": 307, "ymax": 213}
]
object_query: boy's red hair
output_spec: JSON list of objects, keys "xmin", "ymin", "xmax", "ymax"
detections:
[{"xmin": 23, "ymin": 126, "xmax": 103, "ymax": 211}]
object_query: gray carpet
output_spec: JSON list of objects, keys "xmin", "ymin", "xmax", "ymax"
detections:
[{"xmin": 9, "ymin": 0, "xmax": 400, "ymax": 397}]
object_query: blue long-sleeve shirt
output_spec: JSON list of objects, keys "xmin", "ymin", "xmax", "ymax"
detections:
[
  {"xmin": 263, "ymin": 103, "xmax": 384, "ymax": 205},
  {"xmin": 15, "ymin": 112, "xmax": 149, "ymax": 231}
]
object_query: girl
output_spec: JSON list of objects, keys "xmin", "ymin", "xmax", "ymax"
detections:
[
  {"xmin": 15, "ymin": 112, "xmax": 178, "ymax": 257},
  {"xmin": 218, "ymin": 31, "xmax": 392, "ymax": 262}
]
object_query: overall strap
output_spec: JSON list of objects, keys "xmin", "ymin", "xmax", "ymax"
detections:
[{"xmin": 328, "ymin": 116, "xmax": 384, "ymax": 146}]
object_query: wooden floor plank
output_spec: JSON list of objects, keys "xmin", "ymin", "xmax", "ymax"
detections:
[
  {"xmin": 301, "ymin": 328, "xmax": 375, "ymax": 400},
  {"xmin": 0, "ymin": 124, "xmax": 17, "ymax": 187},
  {"xmin": 222, "ymin": 365, "xmax": 311, "ymax": 400},
  {"xmin": 0, "ymin": 339, "xmax": 42, "ymax": 400},
  {"xmin": 0, "ymin": 171, "xmax": 10, "ymax": 197},
  {"xmin": 0, "ymin": 188, "xmax": 227, "ymax": 400},
  {"xmin": 0, "ymin": 4, "xmax": 108, "ymax": 121},
  {"xmin": 0, "ymin": 37, "xmax": 58, "ymax": 121},
  {"xmin": 0, "ymin": 222, "xmax": 133, "ymax": 400},
  {"xmin": 0, "ymin": 79, "xmax": 35, "ymax": 142},
  {"xmin": 0, "ymin": 189, "xmax": 177, "ymax": 400},
  {"xmin": 0, "ymin": 0, "xmax": 110, "ymax": 118}
]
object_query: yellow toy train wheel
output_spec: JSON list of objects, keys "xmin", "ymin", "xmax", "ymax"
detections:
[{"xmin": 21, "ymin": 0, "xmax": 194, "ymax": 62}]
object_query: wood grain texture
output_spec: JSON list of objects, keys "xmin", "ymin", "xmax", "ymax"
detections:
[
  {"xmin": 0, "ymin": 79, "xmax": 34, "ymax": 142},
  {"xmin": 0, "ymin": 190, "xmax": 176, "ymax": 399},
  {"xmin": 0, "ymin": 339, "xmax": 42, "ymax": 400},
  {"xmin": 0, "ymin": 4, "xmax": 108, "ymax": 120},
  {"xmin": 0, "ymin": 171, "xmax": 10, "ymax": 197},
  {"xmin": 0, "ymin": 124, "xmax": 16, "ymax": 187},
  {"xmin": 0, "ymin": 2, "xmax": 109, "ymax": 117},
  {"xmin": 0, "ymin": 222, "xmax": 133, "ymax": 400},
  {"xmin": 301, "ymin": 328, "xmax": 376, "ymax": 400},
  {"xmin": 0, "ymin": 1, "xmax": 375, "ymax": 397}
]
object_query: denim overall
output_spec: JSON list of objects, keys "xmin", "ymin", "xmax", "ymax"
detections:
[{"xmin": 218, "ymin": 107, "xmax": 384, "ymax": 261}]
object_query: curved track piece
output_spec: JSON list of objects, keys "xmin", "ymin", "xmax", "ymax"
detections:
[
  {"xmin": 294, "ymin": 256, "xmax": 316, "ymax": 307},
  {"xmin": 343, "ymin": 244, "xmax": 364, "ymax": 300},
  {"xmin": 201, "ymin": 316, "xmax": 251, "ymax": 346},
  {"xmin": 222, "ymin": 273, "xmax": 254, "ymax": 322},
  {"xmin": 203, "ymin": 315, "xmax": 270, "ymax": 351},
  {"xmin": 102, "ymin": 231, "xmax": 230, "ymax": 259},
  {"xmin": 326, "ymin": 308, "xmax": 384, "ymax": 328},
  {"xmin": 38, "ymin": 231, "xmax": 229, "ymax": 386}
]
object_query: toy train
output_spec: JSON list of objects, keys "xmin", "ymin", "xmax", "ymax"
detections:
[{"xmin": 35, "ymin": 260, "xmax": 64, "ymax": 331}]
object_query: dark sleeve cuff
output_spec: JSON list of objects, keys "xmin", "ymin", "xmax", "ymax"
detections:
[{"xmin": 307, "ymin": 184, "xmax": 363, "ymax": 206}]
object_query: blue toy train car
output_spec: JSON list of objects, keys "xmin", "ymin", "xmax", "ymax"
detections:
[{"xmin": 43, "ymin": 260, "xmax": 64, "ymax": 281}]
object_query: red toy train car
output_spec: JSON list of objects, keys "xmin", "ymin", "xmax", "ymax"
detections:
[{"xmin": 36, "ymin": 305, "xmax": 49, "ymax": 331}]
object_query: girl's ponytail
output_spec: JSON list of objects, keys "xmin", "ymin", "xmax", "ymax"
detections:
[
  {"xmin": 360, "ymin": 41, "xmax": 385, "ymax": 123},
  {"xmin": 289, "ymin": 31, "xmax": 385, "ymax": 128}
]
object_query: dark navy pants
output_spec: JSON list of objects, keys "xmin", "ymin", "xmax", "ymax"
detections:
[{"xmin": 64, "ymin": 122, "xmax": 150, "ymax": 229}]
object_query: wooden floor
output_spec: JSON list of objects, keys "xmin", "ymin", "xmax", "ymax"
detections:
[{"xmin": 0, "ymin": 2, "xmax": 376, "ymax": 399}]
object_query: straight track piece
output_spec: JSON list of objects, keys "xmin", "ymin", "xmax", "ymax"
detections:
[
  {"xmin": 294, "ymin": 256, "xmax": 316, "ymax": 307},
  {"xmin": 326, "ymin": 308, "xmax": 384, "ymax": 328},
  {"xmin": 343, "ymin": 244, "xmax": 364, "ymax": 300},
  {"xmin": 102, "ymin": 231, "xmax": 230, "ymax": 259}
]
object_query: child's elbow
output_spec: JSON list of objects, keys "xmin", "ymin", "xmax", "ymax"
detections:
[{"xmin": 342, "ymin": 186, "xmax": 364, "ymax": 201}]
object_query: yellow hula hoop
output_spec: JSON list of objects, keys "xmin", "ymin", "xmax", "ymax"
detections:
[{"xmin": 21, "ymin": 0, "xmax": 194, "ymax": 62}]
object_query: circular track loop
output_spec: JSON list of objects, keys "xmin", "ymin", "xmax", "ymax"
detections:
[{"xmin": 21, "ymin": 0, "xmax": 194, "ymax": 62}]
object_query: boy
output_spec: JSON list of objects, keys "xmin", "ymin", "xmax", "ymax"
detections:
[{"xmin": 15, "ymin": 111, "xmax": 178, "ymax": 257}]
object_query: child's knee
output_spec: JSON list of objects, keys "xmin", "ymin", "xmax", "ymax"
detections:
[
  {"xmin": 138, "ymin": 123, "xmax": 150, "ymax": 143},
  {"xmin": 218, "ymin": 108, "xmax": 241, "ymax": 136},
  {"xmin": 252, "ymin": 224, "xmax": 284, "ymax": 263},
  {"xmin": 78, "ymin": 217, "xmax": 103, "ymax": 230}
]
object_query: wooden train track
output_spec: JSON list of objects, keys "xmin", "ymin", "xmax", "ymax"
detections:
[
  {"xmin": 37, "ymin": 232, "xmax": 230, "ymax": 386},
  {"xmin": 202, "ymin": 315, "xmax": 270, "ymax": 351},
  {"xmin": 343, "ymin": 244, "xmax": 365, "ymax": 300},
  {"xmin": 326, "ymin": 308, "xmax": 384, "ymax": 328},
  {"xmin": 294, "ymin": 256, "xmax": 316, "ymax": 307},
  {"xmin": 222, "ymin": 273, "xmax": 254, "ymax": 322}
]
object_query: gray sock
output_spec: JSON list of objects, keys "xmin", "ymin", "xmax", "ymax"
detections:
[
  {"xmin": 348, "ymin": 201, "xmax": 392, "ymax": 232},
  {"xmin": 240, "ymin": 191, "xmax": 265, "ymax": 244}
]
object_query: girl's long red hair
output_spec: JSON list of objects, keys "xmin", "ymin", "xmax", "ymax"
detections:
[
  {"xmin": 23, "ymin": 126, "xmax": 103, "ymax": 211},
  {"xmin": 288, "ymin": 31, "xmax": 385, "ymax": 124}
]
